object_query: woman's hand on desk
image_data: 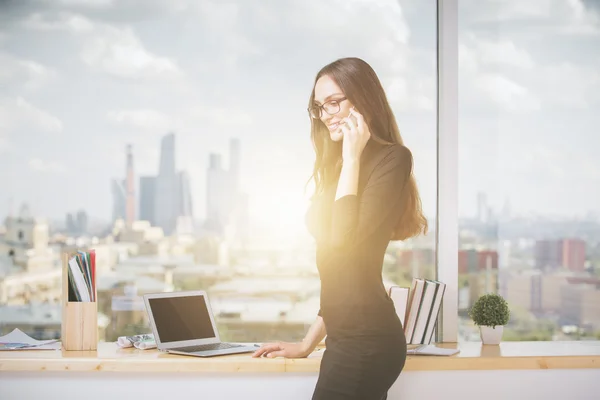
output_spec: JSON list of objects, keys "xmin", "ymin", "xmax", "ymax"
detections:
[{"xmin": 252, "ymin": 341, "xmax": 311, "ymax": 359}]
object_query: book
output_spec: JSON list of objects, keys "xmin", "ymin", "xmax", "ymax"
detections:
[
  {"xmin": 403, "ymin": 278, "xmax": 447, "ymax": 345},
  {"xmin": 404, "ymin": 278, "xmax": 425, "ymax": 343},
  {"xmin": 423, "ymin": 280, "xmax": 446, "ymax": 345},
  {"xmin": 411, "ymin": 280, "xmax": 437, "ymax": 344},
  {"xmin": 66, "ymin": 250, "xmax": 96, "ymax": 302}
]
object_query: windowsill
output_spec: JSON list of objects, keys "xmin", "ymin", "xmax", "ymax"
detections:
[{"xmin": 1, "ymin": 340, "xmax": 599, "ymax": 372}]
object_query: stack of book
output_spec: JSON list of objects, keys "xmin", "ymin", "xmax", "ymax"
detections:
[
  {"xmin": 388, "ymin": 278, "xmax": 447, "ymax": 345},
  {"xmin": 66, "ymin": 251, "xmax": 96, "ymax": 302}
]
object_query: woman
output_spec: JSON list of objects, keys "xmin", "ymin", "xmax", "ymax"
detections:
[{"xmin": 252, "ymin": 57, "xmax": 428, "ymax": 400}]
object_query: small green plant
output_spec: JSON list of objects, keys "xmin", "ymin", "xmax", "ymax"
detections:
[{"xmin": 468, "ymin": 293, "xmax": 510, "ymax": 328}]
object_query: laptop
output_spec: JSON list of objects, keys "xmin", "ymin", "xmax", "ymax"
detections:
[{"xmin": 143, "ymin": 290, "xmax": 257, "ymax": 357}]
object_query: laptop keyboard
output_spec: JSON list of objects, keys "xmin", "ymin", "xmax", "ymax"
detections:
[{"xmin": 173, "ymin": 342, "xmax": 244, "ymax": 353}]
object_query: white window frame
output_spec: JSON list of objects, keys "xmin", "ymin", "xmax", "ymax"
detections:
[{"xmin": 436, "ymin": 0, "xmax": 458, "ymax": 343}]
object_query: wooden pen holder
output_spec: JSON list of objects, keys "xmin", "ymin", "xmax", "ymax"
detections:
[
  {"xmin": 62, "ymin": 301, "xmax": 98, "ymax": 351},
  {"xmin": 61, "ymin": 253, "xmax": 98, "ymax": 351}
]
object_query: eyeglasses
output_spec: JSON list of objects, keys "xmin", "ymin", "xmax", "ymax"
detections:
[{"xmin": 307, "ymin": 97, "xmax": 347, "ymax": 119}]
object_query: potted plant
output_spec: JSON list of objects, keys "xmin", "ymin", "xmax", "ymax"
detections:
[{"xmin": 468, "ymin": 293, "xmax": 510, "ymax": 345}]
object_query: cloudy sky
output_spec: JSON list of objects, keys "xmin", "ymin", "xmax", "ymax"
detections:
[{"xmin": 0, "ymin": 0, "xmax": 598, "ymax": 233}]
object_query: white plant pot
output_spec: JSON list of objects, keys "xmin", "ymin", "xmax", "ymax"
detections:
[{"xmin": 479, "ymin": 325, "xmax": 503, "ymax": 345}]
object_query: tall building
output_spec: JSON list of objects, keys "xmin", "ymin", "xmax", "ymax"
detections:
[
  {"xmin": 535, "ymin": 239, "xmax": 586, "ymax": 272},
  {"xmin": 65, "ymin": 210, "xmax": 88, "ymax": 235},
  {"xmin": 477, "ymin": 192, "xmax": 489, "ymax": 223},
  {"xmin": 139, "ymin": 176, "xmax": 156, "ymax": 225},
  {"xmin": 562, "ymin": 239, "xmax": 586, "ymax": 272},
  {"xmin": 0, "ymin": 203, "xmax": 49, "ymax": 270},
  {"xmin": 206, "ymin": 153, "xmax": 231, "ymax": 232},
  {"xmin": 154, "ymin": 133, "xmax": 179, "ymax": 235},
  {"xmin": 125, "ymin": 144, "xmax": 135, "ymax": 226},
  {"xmin": 111, "ymin": 133, "xmax": 193, "ymax": 235},
  {"xmin": 178, "ymin": 171, "xmax": 193, "ymax": 218},
  {"xmin": 204, "ymin": 138, "xmax": 248, "ymax": 242},
  {"xmin": 458, "ymin": 249, "xmax": 498, "ymax": 274},
  {"xmin": 229, "ymin": 138, "xmax": 241, "ymax": 197},
  {"xmin": 111, "ymin": 178, "xmax": 126, "ymax": 222},
  {"xmin": 175, "ymin": 171, "xmax": 194, "ymax": 234}
]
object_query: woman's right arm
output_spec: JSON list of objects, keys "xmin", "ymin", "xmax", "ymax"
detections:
[
  {"xmin": 252, "ymin": 316, "xmax": 326, "ymax": 358},
  {"xmin": 301, "ymin": 315, "xmax": 327, "ymax": 352}
]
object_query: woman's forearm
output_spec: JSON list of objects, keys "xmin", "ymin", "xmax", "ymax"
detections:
[
  {"xmin": 301, "ymin": 316, "xmax": 327, "ymax": 353},
  {"xmin": 335, "ymin": 159, "xmax": 360, "ymax": 200}
]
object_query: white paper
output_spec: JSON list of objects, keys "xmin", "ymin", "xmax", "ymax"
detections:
[
  {"xmin": 407, "ymin": 344, "xmax": 460, "ymax": 356},
  {"xmin": 68, "ymin": 257, "xmax": 91, "ymax": 302},
  {"xmin": 116, "ymin": 334, "xmax": 157, "ymax": 350},
  {"xmin": 0, "ymin": 328, "xmax": 61, "ymax": 350}
]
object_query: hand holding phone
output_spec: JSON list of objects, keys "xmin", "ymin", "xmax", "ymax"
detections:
[{"xmin": 339, "ymin": 107, "xmax": 371, "ymax": 162}]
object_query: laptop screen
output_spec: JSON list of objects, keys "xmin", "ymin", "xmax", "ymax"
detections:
[{"xmin": 148, "ymin": 295, "xmax": 216, "ymax": 343}]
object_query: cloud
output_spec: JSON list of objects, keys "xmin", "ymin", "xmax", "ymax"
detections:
[
  {"xmin": 459, "ymin": 33, "xmax": 536, "ymax": 73},
  {"xmin": 28, "ymin": 158, "xmax": 66, "ymax": 174},
  {"xmin": 458, "ymin": 35, "xmax": 540, "ymax": 112},
  {"xmin": 106, "ymin": 106, "xmax": 254, "ymax": 135},
  {"xmin": 40, "ymin": 0, "xmax": 115, "ymax": 7},
  {"xmin": 0, "ymin": 52, "xmax": 56, "ymax": 92},
  {"xmin": 22, "ymin": 12, "xmax": 182, "ymax": 81},
  {"xmin": 387, "ymin": 76, "xmax": 435, "ymax": 111},
  {"xmin": 462, "ymin": 0, "xmax": 600, "ymax": 36},
  {"xmin": 107, "ymin": 109, "xmax": 175, "ymax": 132},
  {"xmin": 465, "ymin": 0, "xmax": 552, "ymax": 21},
  {"xmin": 80, "ymin": 25, "xmax": 182, "ymax": 80},
  {"xmin": 459, "ymin": 43, "xmax": 479, "ymax": 75},
  {"xmin": 475, "ymin": 37, "xmax": 534, "ymax": 69},
  {"xmin": 0, "ymin": 97, "xmax": 63, "ymax": 136},
  {"xmin": 0, "ymin": 135, "xmax": 8, "ymax": 152},
  {"xmin": 474, "ymin": 73, "xmax": 541, "ymax": 111},
  {"xmin": 561, "ymin": 0, "xmax": 600, "ymax": 35},
  {"xmin": 185, "ymin": 107, "xmax": 254, "ymax": 128},
  {"xmin": 533, "ymin": 62, "xmax": 600, "ymax": 109},
  {"xmin": 22, "ymin": 12, "xmax": 95, "ymax": 32},
  {"xmin": 459, "ymin": 15, "xmax": 598, "ymax": 111}
]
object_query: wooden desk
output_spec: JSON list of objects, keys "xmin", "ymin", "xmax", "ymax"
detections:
[
  {"xmin": 2, "ymin": 341, "xmax": 599, "ymax": 400},
  {"xmin": 1, "ymin": 340, "xmax": 599, "ymax": 372}
]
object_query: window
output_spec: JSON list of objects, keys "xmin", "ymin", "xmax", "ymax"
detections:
[
  {"xmin": 1, "ymin": 0, "xmax": 438, "ymax": 343},
  {"xmin": 458, "ymin": 0, "xmax": 600, "ymax": 341}
]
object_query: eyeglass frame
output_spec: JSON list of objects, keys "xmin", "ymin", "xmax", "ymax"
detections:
[{"xmin": 307, "ymin": 97, "xmax": 348, "ymax": 120}]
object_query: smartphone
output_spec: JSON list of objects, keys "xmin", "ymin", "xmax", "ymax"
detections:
[{"xmin": 344, "ymin": 107, "xmax": 358, "ymax": 127}]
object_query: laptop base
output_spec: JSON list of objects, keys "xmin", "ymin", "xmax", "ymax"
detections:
[{"xmin": 167, "ymin": 345, "xmax": 257, "ymax": 357}]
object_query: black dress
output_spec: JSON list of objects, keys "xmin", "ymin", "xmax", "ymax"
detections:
[{"xmin": 305, "ymin": 139, "xmax": 411, "ymax": 400}]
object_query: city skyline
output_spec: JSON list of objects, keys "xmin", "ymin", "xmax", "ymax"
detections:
[{"xmin": 0, "ymin": 0, "xmax": 599, "ymax": 226}]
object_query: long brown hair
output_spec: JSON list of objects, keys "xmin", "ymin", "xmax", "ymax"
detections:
[{"xmin": 306, "ymin": 57, "xmax": 427, "ymax": 240}]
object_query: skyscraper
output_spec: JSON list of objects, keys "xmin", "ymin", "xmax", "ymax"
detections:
[
  {"xmin": 175, "ymin": 171, "xmax": 194, "ymax": 234},
  {"xmin": 125, "ymin": 144, "xmax": 135, "ymax": 226},
  {"xmin": 477, "ymin": 192, "xmax": 488, "ymax": 223},
  {"xmin": 110, "ymin": 133, "xmax": 193, "ymax": 234},
  {"xmin": 154, "ymin": 133, "xmax": 179, "ymax": 234},
  {"xmin": 229, "ymin": 138, "xmax": 240, "ymax": 197},
  {"xmin": 139, "ymin": 176, "xmax": 156, "ymax": 225},
  {"xmin": 206, "ymin": 153, "xmax": 230, "ymax": 232},
  {"xmin": 178, "ymin": 171, "xmax": 193, "ymax": 218},
  {"xmin": 536, "ymin": 239, "xmax": 586, "ymax": 272},
  {"xmin": 205, "ymin": 138, "xmax": 248, "ymax": 242},
  {"xmin": 111, "ymin": 178, "xmax": 126, "ymax": 222}
]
